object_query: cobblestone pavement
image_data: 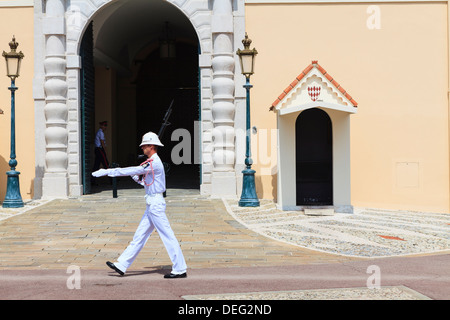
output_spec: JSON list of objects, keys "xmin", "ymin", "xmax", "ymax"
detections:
[
  {"xmin": 0, "ymin": 186, "xmax": 449, "ymax": 300},
  {"xmin": 224, "ymin": 199, "xmax": 450, "ymax": 258},
  {"xmin": 0, "ymin": 188, "xmax": 355, "ymax": 270},
  {"xmin": 183, "ymin": 285, "xmax": 432, "ymax": 300}
]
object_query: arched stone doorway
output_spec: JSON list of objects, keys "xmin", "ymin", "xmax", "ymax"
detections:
[
  {"xmin": 34, "ymin": 0, "xmax": 246, "ymax": 199},
  {"xmin": 79, "ymin": 1, "xmax": 201, "ymax": 193}
]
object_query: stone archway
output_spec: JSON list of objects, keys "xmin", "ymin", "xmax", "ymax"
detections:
[{"xmin": 34, "ymin": 0, "xmax": 246, "ymax": 199}]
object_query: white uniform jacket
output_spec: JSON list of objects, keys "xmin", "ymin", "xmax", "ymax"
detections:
[
  {"xmin": 95, "ymin": 153, "xmax": 187, "ymax": 275},
  {"xmin": 105, "ymin": 153, "xmax": 165, "ymax": 195}
]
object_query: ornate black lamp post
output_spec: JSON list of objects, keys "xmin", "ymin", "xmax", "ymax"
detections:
[
  {"xmin": 236, "ymin": 33, "xmax": 259, "ymax": 207},
  {"xmin": 2, "ymin": 36, "xmax": 24, "ymax": 208}
]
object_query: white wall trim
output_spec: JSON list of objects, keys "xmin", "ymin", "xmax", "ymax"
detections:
[
  {"xmin": 279, "ymin": 102, "xmax": 357, "ymax": 116},
  {"xmin": 0, "ymin": 0, "xmax": 33, "ymax": 7},
  {"xmin": 246, "ymin": 0, "xmax": 445, "ymax": 3},
  {"xmin": 276, "ymin": 108, "xmax": 353, "ymax": 213}
]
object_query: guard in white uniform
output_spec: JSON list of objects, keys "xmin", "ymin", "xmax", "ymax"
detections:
[
  {"xmin": 93, "ymin": 121, "xmax": 109, "ymax": 171},
  {"xmin": 92, "ymin": 132, "xmax": 187, "ymax": 278}
]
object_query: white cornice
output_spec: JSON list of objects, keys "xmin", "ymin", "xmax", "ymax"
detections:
[{"xmin": 0, "ymin": 0, "xmax": 33, "ymax": 7}]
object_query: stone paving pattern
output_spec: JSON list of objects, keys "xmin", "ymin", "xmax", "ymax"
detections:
[
  {"xmin": 0, "ymin": 187, "xmax": 449, "ymax": 300},
  {"xmin": 224, "ymin": 199, "xmax": 450, "ymax": 258},
  {"xmin": 0, "ymin": 189, "xmax": 355, "ymax": 271},
  {"xmin": 183, "ymin": 285, "xmax": 432, "ymax": 300}
]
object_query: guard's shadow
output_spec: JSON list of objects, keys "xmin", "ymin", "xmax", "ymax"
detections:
[{"xmin": 107, "ymin": 265, "xmax": 171, "ymax": 277}]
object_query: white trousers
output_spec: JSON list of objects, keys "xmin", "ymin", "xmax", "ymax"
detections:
[{"xmin": 115, "ymin": 194, "xmax": 187, "ymax": 274}]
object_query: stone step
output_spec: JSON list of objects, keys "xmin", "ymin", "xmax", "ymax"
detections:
[{"xmin": 303, "ymin": 208, "xmax": 335, "ymax": 216}]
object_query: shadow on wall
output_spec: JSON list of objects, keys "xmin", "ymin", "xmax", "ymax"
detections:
[
  {"xmin": 33, "ymin": 165, "xmax": 44, "ymax": 199},
  {"xmin": 255, "ymin": 173, "xmax": 277, "ymax": 202},
  {"xmin": 0, "ymin": 155, "xmax": 36, "ymax": 202}
]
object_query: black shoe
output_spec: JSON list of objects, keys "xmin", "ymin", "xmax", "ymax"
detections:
[
  {"xmin": 164, "ymin": 272, "xmax": 187, "ymax": 279},
  {"xmin": 106, "ymin": 261, "xmax": 124, "ymax": 276}
]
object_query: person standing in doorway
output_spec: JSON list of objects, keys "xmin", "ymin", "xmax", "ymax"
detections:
[
  {"xmin": 92, "ymin": 131, "xmax": 187, "ymax": 279},
  {"xmin": 92, "ymin": 121, "xmax": 109, "ymax": 184}
]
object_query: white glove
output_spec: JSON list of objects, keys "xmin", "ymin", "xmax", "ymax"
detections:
[
  {"xmin": 92, "ymin": 169, "xmax": 109, "ymax": 177},
  {"xmin": 132, "ymin": 175, "xmax": 145, "ymax": 186}
]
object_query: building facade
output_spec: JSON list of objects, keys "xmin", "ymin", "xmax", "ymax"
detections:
[
  {"xmin": 33, "ymin": 0, "xmax": 248, "ymax": 199},
  {"xmin": 0, "ymin": 0, "xmax": 449, "ymax": 214}
]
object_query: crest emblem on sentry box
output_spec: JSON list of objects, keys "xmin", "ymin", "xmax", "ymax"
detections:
[{"xmin": 308, "ymin": 86, "xmax": 321, "ymax": 101}]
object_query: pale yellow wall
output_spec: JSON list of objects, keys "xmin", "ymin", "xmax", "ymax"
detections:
[
  {"xmin": 0, "ymin": 6, "xmax": 34, "ymax": 201},
  {"xmin": 246, "ymin": 2, "xmax": 449, "ymax": 213}
]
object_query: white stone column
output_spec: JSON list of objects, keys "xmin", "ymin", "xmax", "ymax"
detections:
[
  {"xmin": 42, "ymin": 0, "xmax": 69, "ymax": 198},
  {"xmin": 211, "ymin": 0, "xmax": 237, "ymax": 196}
]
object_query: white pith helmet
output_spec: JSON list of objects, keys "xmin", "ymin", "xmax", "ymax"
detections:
[{"xmin": 139, "ymin": 132, "xmax": 164, "ymax": 147}]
